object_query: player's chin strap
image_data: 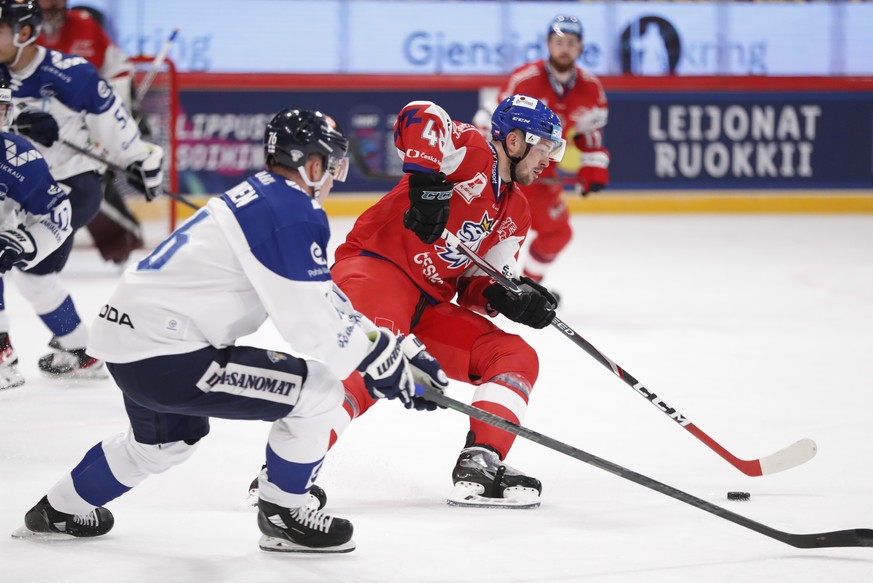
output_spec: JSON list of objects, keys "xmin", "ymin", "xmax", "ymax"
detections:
[
  {"xmin": 298, "ymin": 165, "xmax": 331, "ymax": 200},
  {"xmin": 10, "ymin": 30, "xmax": 38, "ymax": 69},
  {"xmin": 497, "ymin": 139, "xmax": 532, "ymax": 184}
]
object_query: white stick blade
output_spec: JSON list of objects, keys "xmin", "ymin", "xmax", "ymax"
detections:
[{"xmin": 759, "ymin": 438, "xmax": 818, "ymax": 475}]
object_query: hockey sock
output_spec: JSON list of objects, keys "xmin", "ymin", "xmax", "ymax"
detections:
[
  {"xmin": 38, "ymin": 295, "xmax": 83, "ymax": 340},
  {"xmin": 470, "ymin": 374, "xmax": 532, "ymax": 457}
]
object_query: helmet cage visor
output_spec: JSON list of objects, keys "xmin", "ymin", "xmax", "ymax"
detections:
[{"xmin": 327, "ymin": 153, "xmax": 349, "ymax": 183}]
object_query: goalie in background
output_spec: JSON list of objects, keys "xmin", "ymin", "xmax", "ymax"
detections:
[
  {"xmin": 0, "ymin": 0, "xmax": 163, "ymax": 379},
  {"xmin": 0, "ymin": 72, "xmax": 73, "ymax": 390},
  {"xmin": 38, "ymin": 0, "xmax": 147, "ymax": 264},
  {"xmin": 14, "ymin": 107, "xmax": 447, "ymax": 553}
]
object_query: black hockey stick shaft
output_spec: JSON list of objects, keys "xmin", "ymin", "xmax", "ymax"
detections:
[
  {"xmin": 440, "ymin": 229, "xmax": 816, "ymax": 477},
  {"xmin": 61, "ymin": 139, "xmax": 201, "ymax": 211},
  {"xmin": 423, "ymin": 388, "xmax": 871, "ymax": 549}
]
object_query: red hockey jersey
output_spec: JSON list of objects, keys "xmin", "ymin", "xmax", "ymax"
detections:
[
  {"xmin": 39, "ymin": 10, "xmax": 131, "ymax": 82},
  {"xmin": 335, "ymin": 101, "xmax": 532, "ymax": 309}
]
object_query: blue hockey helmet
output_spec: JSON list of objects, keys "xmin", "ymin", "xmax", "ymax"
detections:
[
  {"xmin": 264, "ymin": 108, "xmax": 350, "ymax": 184},
  {"xmin": 0, "ymin": 0, "xmax": 43, "ymax": 35},
  {"xmin": 491, "ymin": 94, "xmax": 566, "ymax": 163},
  {"xmin": 548, "ymin": 15, "xmax": 583, "ymax": 41}
]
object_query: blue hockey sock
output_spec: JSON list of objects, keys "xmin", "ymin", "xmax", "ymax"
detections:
[{"xmin": 38, "ymin": 295, "xmax": 81, "ymax": 337}]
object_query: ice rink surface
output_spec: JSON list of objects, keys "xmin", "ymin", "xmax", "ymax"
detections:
[{"xmin": 1, "ymin": 213, "xmax": 872, "ymax": 583}]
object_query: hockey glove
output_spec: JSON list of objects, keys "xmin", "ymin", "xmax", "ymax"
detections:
[
  {"xmin": 15, "ymin": 110, "xmax": 60, "ymax": 147},
  {"xmin": 357, "ymin": 328, "xmax": 416, "ymax": 408},
  {"xmin": 404, "ymin": 171, "xmax": 453, "ymax": 244},
  {"xmin": 483, "ymin": 277, "xmax": 557, "ymax": 329},
  {"xmin": 575, "ymin": 148, "xmax": 610, "ymax": 196},
  {"xmin": 126, "ymin": 142, "xmax": 165, "ymax": 201},
  {"xmin": 400, "ymin": 334, "xmax": 449, "ymax": 411},
  {"xmin": 0, "ymin": 227, "xmax": 37, "ymax": 273}
]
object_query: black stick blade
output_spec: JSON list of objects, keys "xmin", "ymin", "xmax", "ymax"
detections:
[{"xmin": 785, "ymin": 528, "xmax": 873, "ymax": 549}]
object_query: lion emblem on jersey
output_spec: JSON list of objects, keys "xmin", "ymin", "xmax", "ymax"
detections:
[{"xmin": 436, "ymin": 211, "xmax": 494, "ymax": 270}]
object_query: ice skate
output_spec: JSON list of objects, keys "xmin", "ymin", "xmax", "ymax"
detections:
[
  {"xmin": 448, "ymin": 445, "xmax": 542, "ymax": 509},
  {"xmin": 12, "ymin": 495, "xmax": 114, "ymax": 540},
  {"xmin": 244, "ymin": 471, "xmax": 327, "ymax": 511},
  {"xmin": 256, "ymin": 498, "xmax": 354, "ymax": 553},
  {"xmin": 38, "ymin": 337, "xmax": 108, "ymax": 379},
  {"xmin": 0, "ymin": 332, "xmax": 25, "ymax": 390}
]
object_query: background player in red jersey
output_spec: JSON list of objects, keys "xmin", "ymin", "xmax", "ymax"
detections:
[
  {"xmin": 477, "ymin": 15, "xmax": 609, "ymax": 289},
  {"xmin": 330, "ymin": 95, "xmax": 563, "ymax": 508},
  {"xmin": 38, "ymin": 0, "xmax": 132, "ymax": 106}
]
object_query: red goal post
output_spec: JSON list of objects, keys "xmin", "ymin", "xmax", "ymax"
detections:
[{"xmin": 131, "ymin": 55, "xmax": 180, "ymax": 235}]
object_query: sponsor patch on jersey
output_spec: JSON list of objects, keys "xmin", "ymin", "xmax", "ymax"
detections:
[
  {"xmin": 496, "ymin": 217, "xmax": 518, "ymax": 241},
  {"xmin": 196, "ymin": 361, "xmax": 303, "ymax": 406},
  {"xmin": 413, "ymin": 252, "xmax": 444, "ymax": 285},
  {"xmin": 310, "ymin": 241, "xmax": 327, "ymax": 266},
  {"xmin": 454, "ymin": 172, "xmax": 488, "ymax": 204},
  {"xmin": 97, "ymin": 79, "xmax": 112, "ymax": 99}
]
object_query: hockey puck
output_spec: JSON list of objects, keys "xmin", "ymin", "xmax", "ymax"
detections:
[{"xmin": 727, "ymin": 491, "xmax": 751, "ymax": 501}]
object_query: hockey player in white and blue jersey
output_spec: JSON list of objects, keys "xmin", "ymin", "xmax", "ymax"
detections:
[
  {"xmin": 0, "ymin": 0, "xmax": 163, "ymax": 379},
  {"xmin": 15, "ymin": 108, "xmax": 449, "ymax": 554},
  {"xmin": 0, "ymin": 70, "xmax": 72, "ymax": 389}
]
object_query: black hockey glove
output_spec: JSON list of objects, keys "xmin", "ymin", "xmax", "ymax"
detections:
[
  {"xmin": 0, "ymin": 227, "xmax": 37, "ymax": 273},
  {"xmin": 401, "ymin": 334, "xmax": 449, "ymax": 411},
  {"xmin": 403, "ymin": 171, "xmax": 453, "ymax": 244},
  {"xmin": 483, "ymin": 277, "xmax": 557, "ymax": 329},
  {"xmin": 15, "ymin": 110, "xmax": 60, "ymax": 147}
]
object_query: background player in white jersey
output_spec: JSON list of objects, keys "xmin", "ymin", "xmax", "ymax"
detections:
[
  {"xmin": 0, "ymin": 0, "xmax": 163, "ymax": 379},
  {"xmin": 0, "ymin": 71, "xmax": 73, "ymax": 389},
  {"xmin": 14, "ymin": 108, "xmax": 448, "ymax": 554}
]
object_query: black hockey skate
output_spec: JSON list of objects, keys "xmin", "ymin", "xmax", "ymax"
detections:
[
  {"xmin": 256, "ymin": 498, "xmax": 354, "ymax": 553},
  {"xmin": 13, "ymin": 495, "xmax": 114, "ymax": 539},
  {"xmin": 38, "ymin": 338, "xmax": 108, "ymax": 379},
  {"xmin": 448, "ymin": 444, "xmax": 542, "ymax": 509}
]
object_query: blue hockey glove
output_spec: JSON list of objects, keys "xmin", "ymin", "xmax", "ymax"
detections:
[
  {"xmin": 357, "ymin": 329, "xmax": 416, "ymax": 407},
  {"xmin": 126, "ymin": 142, "xmax": 164, "ymax": 201},
  {"xmin": 0, "ymin": 227, "xmax": 37, "ymax": 273},
  {"xmin": 400, "ymin": 334, "xmax": 449, "ymax": 411},
  {"xmin": 483, "ymin": 276, "xmax": 557, "ymax": 329},
  {"xmin": 15, "ymin": 110, "xmax": 59, "ymax": 147}
]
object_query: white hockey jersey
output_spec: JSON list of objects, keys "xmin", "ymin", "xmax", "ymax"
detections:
[
  {"xmin": 0, "ymin": 132, "xmax": 73, "ymax": 268},
  {"xmin": 5, "ymin": 47, "xmax": 149, "ymax": 181},
  {"xmin": 88, "ymin": 171, "xmax": 376, "ymax": 382}
]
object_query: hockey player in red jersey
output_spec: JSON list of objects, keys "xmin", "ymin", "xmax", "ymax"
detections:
[
  {"xmin": 38, "ymin": 0, "xmax": 132, "ymax": 105},
  {"xmin": 331, "ymin": 95, "xmax": 563, "ymax": 508},
  {"xmin": 480, "ymin": 15, "xmax": 609, "ymax": 287}
]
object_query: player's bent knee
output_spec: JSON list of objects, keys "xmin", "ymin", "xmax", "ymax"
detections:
[
  {"xmin": 477, "ymin": 333, "xmax": 540, "ymax": 386},
  {"xmin": 290, "ymin": 360, "xmax": 345, "ymax": 419},
  {"xmin": 103, "ymin": 432, "xmax": 199, "ymax": 479}
]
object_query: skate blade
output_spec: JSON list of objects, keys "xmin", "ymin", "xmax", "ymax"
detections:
[
  {"xmin": 41, "ymin": 368, "xmax": 109, "ymax": 381},
  {"xmin": 446, "ymin": 483, "xmax": 541, "ymax": 510},
  {"xmin": 10, "ymin": 525, "xmax": 76, "ymax": 541},
  {"xmin": 258, "ymin": 534, "xmax": 355, "ymax": 554}
]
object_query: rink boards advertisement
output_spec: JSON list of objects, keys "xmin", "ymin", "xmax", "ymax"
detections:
[{"xmin": 173, "ymin": 81, "xmax": 873, "ymax": 195}]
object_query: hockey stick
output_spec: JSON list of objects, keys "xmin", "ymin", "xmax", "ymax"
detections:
[
  {"xmin": 422, "ymin": 387, "xmax": 870, "ymax": 549},
  {"xmin": 441, "ymin": 228, "xmax": 817, "ymax": 477},
  {"xmin": 61, "ymin": 139, "xmax": 201, "ymax": 211},
  {"xmin": 135, "ymin": 28, "xmax": 180, "ymax": 105},
  {"xmin": 348, "ymin": 134, "xmax": 403, "ymax": 181}
]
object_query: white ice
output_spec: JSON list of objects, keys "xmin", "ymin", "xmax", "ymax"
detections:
[{"xmin": 1, "ymin": 214, "xmax": 872, "ymax": 582}]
